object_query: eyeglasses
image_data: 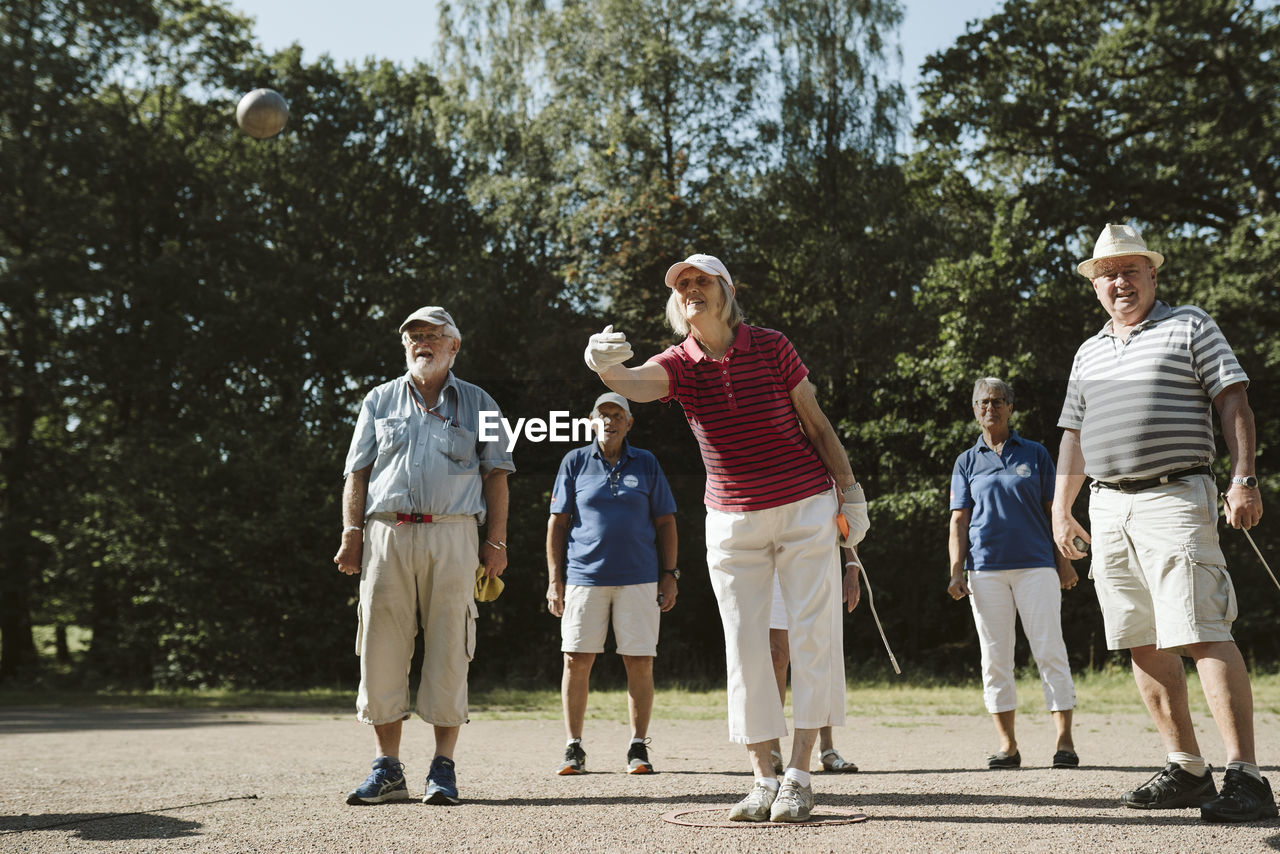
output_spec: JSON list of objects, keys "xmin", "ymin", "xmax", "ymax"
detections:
[
  {"xmin": 974, "ymin": 398, "xmax": 1007, "ymax": 410},
  {"xmin": 1094, "ymin": 266, "xmax": 1147, "ymax": 283},
  {"xmin": 406, "ymin": 331, "xmax": 450, "ymax": 346}
]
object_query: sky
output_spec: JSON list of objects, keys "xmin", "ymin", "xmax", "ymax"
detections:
[{"xmin": 230, "ymin": 0, "xmax": 1003, "ymax": 116}]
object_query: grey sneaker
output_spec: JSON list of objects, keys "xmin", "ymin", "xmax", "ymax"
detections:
[
  {"xmin": 728, "ymin": 781, "xmax": 778, "ymax": 822},
  {"xmin": 558, "ymin": 742, "xmax": 586, "ymax": 776},
  {"xmin": 769, "ymin": 778, "xmax": 815, "ymax": 822}
]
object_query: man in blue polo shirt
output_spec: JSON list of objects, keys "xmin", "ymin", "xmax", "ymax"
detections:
[
  {"xmin": 949, "ymin": 377, "xmax": 1078, "ymax": 770},
  {"xmin": 545, "ymin": 392, "xmax": 678, "ymax": 776}
]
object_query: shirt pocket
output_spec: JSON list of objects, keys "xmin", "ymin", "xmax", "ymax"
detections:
[
  {"xmin": 375, "ymin": 416, "xmax": 409, "ymax": 454},
  {"xmin": 442, "ymin": 422, "xmax": 478, "ymax": 467}
]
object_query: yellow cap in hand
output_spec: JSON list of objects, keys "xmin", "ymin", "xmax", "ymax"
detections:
[{"xmin": 474, "ymin": 566, "xmax": 505, "ymax": 602}]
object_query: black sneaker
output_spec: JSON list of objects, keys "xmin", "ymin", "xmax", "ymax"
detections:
[
  {"xmin": 558, "ymin": 742, "xmax": 586, "ymax": 775},
  {"xmin": 627, "ymin": 738, "xmax": 654, "ymax": 774},
  {"xmin": 1122, "ymin": 762, "xmax": 1216, "ymax": 809},
  {"xmin": 1200, "ymin": 769, "xmax": 1279, "ymax": 823},
  {"xmin": 987, "ymin": 750, "xmax": 1020, "ymax": 769}
]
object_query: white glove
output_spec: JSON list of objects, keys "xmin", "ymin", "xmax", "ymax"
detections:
[
  {"xmin": 839, "ymin": 483, "xmax": 869, "ymax": 547},
  {"xmin": 584, "ymin": 324, "xmax": 633, "ymax": 373}
]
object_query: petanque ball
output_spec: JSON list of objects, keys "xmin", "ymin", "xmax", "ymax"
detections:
[
  {"xmin": 1072, "ymin": 536, "xmax": 1089, "ymax": 553},
  {"xmin": 236, "ymin": 88, "xmax": 289, "ymax": 139}
]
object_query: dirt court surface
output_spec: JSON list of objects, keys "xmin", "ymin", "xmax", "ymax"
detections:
[{"xmin": 1, "ymin": 706, "xmax": 1278, "ymax": 852}]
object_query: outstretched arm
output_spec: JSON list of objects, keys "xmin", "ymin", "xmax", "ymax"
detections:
[
  {"xmin": 599, "ymin": 361, "xmax": 670, "ymax": 403},
  {"xmin": 584, "ymin": 325, "xmax": 670, "ymax": 402}
]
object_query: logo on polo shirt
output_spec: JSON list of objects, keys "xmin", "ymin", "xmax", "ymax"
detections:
[
  {"xmin": 1016, "ymin": 463, "xmax": 1032, "ymax": 478},
  {"xmin": 623, "ymin": 474, "xmax": 639, "ymax": 488}
]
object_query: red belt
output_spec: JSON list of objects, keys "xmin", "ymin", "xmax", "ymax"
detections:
[{"xmin": 395, "ymin": 513, "xmax": 434, "ymax": 525}]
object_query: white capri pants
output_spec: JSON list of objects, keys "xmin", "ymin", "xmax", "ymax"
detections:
[
  {"xmin": 706, "ymin": 491, "xmax": 845, "ymax": 744},
  {"xmin": 968, "ymin": 567, "xmax": 1075, "ymax": 714}
]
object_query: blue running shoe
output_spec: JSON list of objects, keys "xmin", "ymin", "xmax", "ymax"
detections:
[
  {"xmin": 346, "ymin": 757, "xmax": 409, "ymax": 805},
  {"xmin": 424, "ymin": 755, "xmax": 460, "ymax": 805}
]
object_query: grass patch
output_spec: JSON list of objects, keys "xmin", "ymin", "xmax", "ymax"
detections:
[
  {"xmin": 0, "ymin": 686, "xmax": 353, "ymax": 710},
  {"xmin": 5, "ymin": 669, "xmax": 1279, "ymax": 719}
]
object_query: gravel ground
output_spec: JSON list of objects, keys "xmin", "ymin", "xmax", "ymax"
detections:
[{"xmin": 1, "ymin": 706, "xmax": 1278, "ymax": 852}]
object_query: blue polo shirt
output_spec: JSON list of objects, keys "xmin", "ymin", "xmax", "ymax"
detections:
[
  {"xmin": 550, "ymin": 441, "xmax": 677, "ymax": 586},
  {"xmin": 949, "ymin": 431, "xmax": 1056, "ymax": 572}
]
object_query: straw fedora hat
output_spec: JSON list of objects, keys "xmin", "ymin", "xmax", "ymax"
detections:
[{"xmin": 1077, "ymin": 223, "xmax": 1165, "ymax": 279}]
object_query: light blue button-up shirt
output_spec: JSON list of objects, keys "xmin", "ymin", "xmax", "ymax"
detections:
[{"xmin": 343, "ymin": 372, "xmax": 515, "ymax": 523}]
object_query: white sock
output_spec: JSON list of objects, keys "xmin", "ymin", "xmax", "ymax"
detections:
[
  {"xmin": 1227, "ymin": 760, "xmax": 1264, "ymax": 782},
  {"xmin": 783, "ymin": 768, "xmax": 812, "ymax": 787},
  {"xmin": 567, "ymin": 738, "xmax": 581, "ymax": 746},
  {"xmin": 1167, "ymin": 752, "xmax": 1207, "ymax": 777},
  {"xmin": 755, "ymin": 776, "xmax": 780, "ymax": 791},
  {"xmin": 631, "ymin": 737, "xmax": 645, "ymax": 745}
]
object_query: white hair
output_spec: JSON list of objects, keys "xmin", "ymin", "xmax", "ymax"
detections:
[
  {"xmin": 664, "ymin": 275, "xmax": 743, "ymax": 336},
  {"xmin": 972, "ymin": 377, "xmax": 1014, "ymax": 407}
]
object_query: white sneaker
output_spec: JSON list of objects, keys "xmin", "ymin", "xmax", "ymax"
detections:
[
  {"xmin": 769, "ymin": 778, "xmax": 814, "ymax": 822},
  {"xmin": 728, "ymin": 781, "xmax": 777, "ymax": 822}
]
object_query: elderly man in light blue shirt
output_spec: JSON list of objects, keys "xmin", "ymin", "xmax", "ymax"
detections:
[{"xmin": 334, "ymin": 306, "xmax": 514, "ymax": 808}]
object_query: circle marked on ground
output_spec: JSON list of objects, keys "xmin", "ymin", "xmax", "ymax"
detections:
[{"xmin": 661, "ymin": 806, "xmax": 868, "ymax": 828}]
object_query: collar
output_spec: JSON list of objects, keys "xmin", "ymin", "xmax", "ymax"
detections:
[
  {"xmin": 403, "ymin": 370, "xmax": 458, "ymax": 409},
  {"xmin": 972, "ymin": 429, "xmax": 1022, "ymax": 454},
  {"xmin": 591, "ymin": 439, "xmax": 635, "ymax": 463},
  {"xmin": 1097, "ymin": 300, "xmax": 1172, "ymax": 339},
  {"xmin": 678, "ymin": 323, "xmax": 752, "ymax": 363}
]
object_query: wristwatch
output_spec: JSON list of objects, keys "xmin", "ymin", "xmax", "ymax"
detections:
[
  {"xmin": 662, "ymin": 568, "xmax": 680, "ymax": 581},
  {"xmin": 1231, "ymin": 475, "xmax": 1259, "ymax": 489}
]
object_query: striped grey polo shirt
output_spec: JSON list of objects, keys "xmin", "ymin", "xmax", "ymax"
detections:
[{"xmin": 1058, "ymin": 301, "xmax": 1248, "ymax": 482}]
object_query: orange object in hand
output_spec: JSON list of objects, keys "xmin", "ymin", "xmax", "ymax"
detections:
[{"xmin": 836, "ymin": 514, "xmax": 849, "ymax": 542}]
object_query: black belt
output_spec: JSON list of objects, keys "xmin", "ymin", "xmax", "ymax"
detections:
[{"xmin": 1093, "ymin": 465, "xmax": 1212, "ymax": 494}]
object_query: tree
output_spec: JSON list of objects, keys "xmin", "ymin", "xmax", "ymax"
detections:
[{"xmin": 908, "ymin": 0, "xmax": 1280, "ymax": 664}]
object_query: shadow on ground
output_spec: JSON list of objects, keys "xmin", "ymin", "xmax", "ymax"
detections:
[
  {"xmin": 0, "ymin": 812, "xmax": 202, "ymax": 841},
  {"xmin": 0, "ymin": 708, "xmax": 279, "ymax": 734}
]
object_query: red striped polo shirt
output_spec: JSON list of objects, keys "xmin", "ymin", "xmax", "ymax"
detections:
[{"xmin": 649, "ymin": 324, "xmax": 833, "ymax": 511}]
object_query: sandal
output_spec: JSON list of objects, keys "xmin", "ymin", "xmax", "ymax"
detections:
[
  {"xmin": 820, "ymin": 748, "xmax": 859, "ymax": 773},
  {"xmin": 770, "ymin": 749, "xmax": 785, "ymax": 775}
]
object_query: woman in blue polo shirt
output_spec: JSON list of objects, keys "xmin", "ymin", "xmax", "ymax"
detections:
[{"xmin": 948, "ymin": 377, "xmax": 1079, "ymax": 770}]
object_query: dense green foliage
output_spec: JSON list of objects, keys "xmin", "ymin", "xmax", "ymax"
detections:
[{"xmin": 3, "ymin": 0, "xmax": 1278, "ymax": 689}]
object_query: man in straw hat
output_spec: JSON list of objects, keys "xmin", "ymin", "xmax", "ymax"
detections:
[
  {"xmin": 1052, "ymin": 224, "xmax": 1276, "ymax": 822},
  {"xmin": 334, "ymin": 306, "xmax": 515, "ymax": 807}
]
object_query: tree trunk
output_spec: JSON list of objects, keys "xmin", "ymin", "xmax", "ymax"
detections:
[
  {"xmin": 0, "ymin": 586, "xmax": 37, "ymax": 680},
  {"xmin": 55, "ymin": 624, "xmax": 71, "ymax": 663}
]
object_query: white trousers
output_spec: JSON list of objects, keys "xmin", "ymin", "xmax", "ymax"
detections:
[
  {"xmin": 706, "ymin": 491, "xmax": 845, "ymax": 744},
  {"xmin": 968, "ymin": 567, "xmax": 1075, "ymax": 714}
]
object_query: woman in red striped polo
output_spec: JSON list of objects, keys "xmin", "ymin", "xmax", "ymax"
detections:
[{"xmin": 583, "ymin": 253, "xmax": 869, "ymax": 823}]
